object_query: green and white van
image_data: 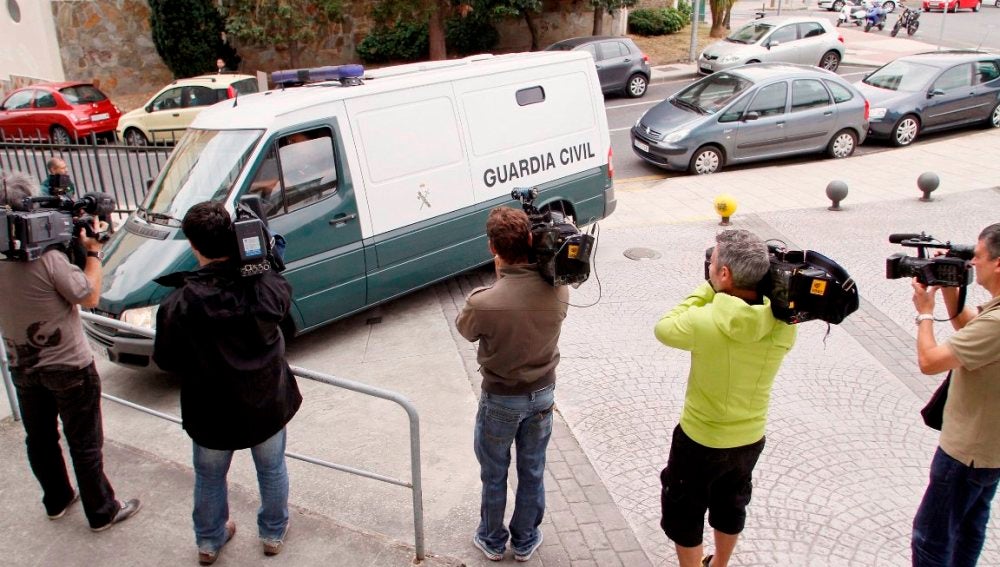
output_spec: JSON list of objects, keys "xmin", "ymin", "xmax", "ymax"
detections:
[{"xmin": 86, "ymin": 51, "xmax": 616, "ymax": 368}]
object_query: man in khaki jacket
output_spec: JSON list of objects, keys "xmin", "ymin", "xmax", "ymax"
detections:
[
  {"xmin": 457, "ymin": 206, "xmax": 568, "ymax": 562},
  {"xmin": 910, "ymin": 222, "xmax": 1000, "ymax": 566}
]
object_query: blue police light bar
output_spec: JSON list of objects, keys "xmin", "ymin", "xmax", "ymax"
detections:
[{"xmin": 271, "ymin": 64, "xmax": 365, "ymax": 85}]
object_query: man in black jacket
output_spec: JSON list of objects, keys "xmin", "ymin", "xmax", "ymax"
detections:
[{"xmin": 152, "ymin": 201, "xmax": 301, "ymax": 566}]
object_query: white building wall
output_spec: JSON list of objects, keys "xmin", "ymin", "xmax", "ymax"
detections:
[{"xmin": 0, "ymin": 0, "xmax": 65, "ymax": 89}]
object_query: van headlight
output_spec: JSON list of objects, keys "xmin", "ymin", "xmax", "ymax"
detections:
[
  {"xmin": 719, "ymin": 54, "xmax": 741, "ymax": 64},
  {"xmin": 121, "ymin": 305, "xmax": 158, "ymax": 330},
  {"xmin": 664, "ymin": 129, "xmax": 690, "ymax": 144},
  {"xmin": 869, "ymin": 107, "xmax": 888, "ymax": 120}
]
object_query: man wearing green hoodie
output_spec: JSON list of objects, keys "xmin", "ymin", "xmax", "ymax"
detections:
[{"xmin": 654, "ymin": 229, "xmax": 797, "ymax": 567}]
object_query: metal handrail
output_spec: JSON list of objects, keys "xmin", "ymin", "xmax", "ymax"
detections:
[{"xmin": 3, "ymin": 312, "xmax": 426, "ymax": 562}]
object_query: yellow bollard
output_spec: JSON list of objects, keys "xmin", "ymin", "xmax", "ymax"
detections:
[{"xmin": 714, "ymin": 194, "xmax": 737, "ymax": 226}]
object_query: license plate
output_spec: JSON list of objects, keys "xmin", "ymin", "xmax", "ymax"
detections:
[
  {"xmin": 634, "ymin": 139, "xmax": 649, "ymax": 153},
  {"xmin": 91, "ymin": 113, "xmax": 110, "ymax": 122}
]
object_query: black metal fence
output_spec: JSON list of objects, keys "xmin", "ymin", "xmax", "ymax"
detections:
[{"xmin": 0, "ymin": 133, "xmax": 173, "ymax": 214}]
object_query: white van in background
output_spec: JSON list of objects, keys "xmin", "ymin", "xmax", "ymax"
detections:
[{"xmin": 86, "ymin": 51, "xmax": 616, "ymax": 368}]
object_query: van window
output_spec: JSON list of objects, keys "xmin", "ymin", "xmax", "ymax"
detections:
[
  {"xmin": 249, "ymin": 128, "xmax": 338, "ymax": 218},
  {"xmin": 516, "ymin": 86, "xmax": 545, "ymax": 106}
]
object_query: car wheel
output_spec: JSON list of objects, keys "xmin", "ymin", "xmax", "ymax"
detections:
[
  {"xmin": 891, "ymin": 115, "xmax": 920, "ymax": 147},
  {"xmin": 987, "ymin": 102, "xmax": 1000, "ymax": 129},
  {"xmin": 832, "ymin": 0, "xmax": 845, "ymax": 10},
  {"xmin": 865, "ymin": 20, "xmax": 873, "ymax": 32},
  {"xmin": 689, "ymin": 146, "xmax": 723, "ymax": 175},
  {"xmin": 827, "ymin": 129, "xmax": 857, "ymax": 159},
  {"xmin": 883, "ymin": 0, "xmax": 896, "ymax": 11},
  {"xmin": 50, "ymin": 125, "xmax": 72, "ymax": 145},
  {"xmin": 625, "ymin": 73, "xmax": 648, "ymax": 98},
  {"xmin": 819, "ymin": 50, "xmax": 841, "ymax": 71},
  {"xmin": 973, "ymin": 1, "xmax": 980, "ymax": 11},
  {"xmin": 124, "ymin": 128, "xmax": 148, "ymax": 146}
]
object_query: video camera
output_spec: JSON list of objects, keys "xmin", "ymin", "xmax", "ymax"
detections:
[
  {"xmin": 886, "ymin": 232, "xmax": 973, "ymax": 287},
  {"xmin": 704, "ymin": 241, "xmax": 859, "ymax": 325},
  {"xmin": 233, "ymin": 195, "xmax": 286, "ymax": 278},
  {"xmin": 1, "ymin": 192, "xmax": 115, "ymax": 265},
  {"xmin": 511, "ymin": 187, "xmax": 595, "ymax": 287}
]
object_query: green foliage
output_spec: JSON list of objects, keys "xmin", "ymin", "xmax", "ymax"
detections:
[
  {"xmin": 627, "ymin": 7, "xmax": 688, "ymax": 36},
  {"xmin": 445, "ymin": 13, "xmax": 500, "ymax": 55},
  {"xmin": 356, "ymin": 20, "xmax": 430, "ymax": 63},
  {"xmin": 221, "ymin": 0, "xmax": 343, "ymax": 67},
  {"xmin": 676, "ymin": 0, "xmax": 694, "ymax": 19},
  {"xmin": 588, "ymin": 0, "xmax": 639, "ymax": 16},
  {"xmin": 148, "ymin": 0, "xmax": 224, "ymax": 78}
]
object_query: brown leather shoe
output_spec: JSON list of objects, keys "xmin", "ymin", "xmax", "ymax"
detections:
[{"xmin": 198, "ymin": 520, "xmax": 236, "ymax": 565}]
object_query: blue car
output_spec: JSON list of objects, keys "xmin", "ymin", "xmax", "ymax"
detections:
[{"xmin": 854, "ymin": 50, "xmax": 1000, "ymax": 147}]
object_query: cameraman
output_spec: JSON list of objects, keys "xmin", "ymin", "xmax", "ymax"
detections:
[
  {"xmin": 910, "ymin": 223, "xmax": 1000, "ymax": 566},
  {"xmin": 40, "ymin": 157, "xmax": 76, "ymax": 197},
  {"xmin": 654, "ymin": 229, "xmax": 796, "ymax": 567},
  {"xmin": 456, "ymin": 206, "xmax": 568, "ymax": 562},
  {"xmin": 152, "ymin": 201, "xmax": 301, "ymax": 565},
  {"xmin": 0, "ymin": 171, "xmax": 140, "ymax": 531}
]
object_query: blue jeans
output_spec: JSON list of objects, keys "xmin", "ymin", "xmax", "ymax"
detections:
[
  {"xmin": 192, "ymin": 428, "xmax": 290, "ymax": 551},
  {"xmin": 473, "ymin": 385, "xmax": 555, "ymax": 556},
  {"xmin": 912, "ymin": 447, "xmax": 1000, "ymax": 567}
]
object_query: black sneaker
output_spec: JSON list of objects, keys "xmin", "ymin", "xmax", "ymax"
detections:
[
  {"xmin": 90, "ymin": 498, "xmax": 142, "ymax": 532},
  {"xmin": 47, "ymin": 490, "xmax": 79, "ymax": 520}
]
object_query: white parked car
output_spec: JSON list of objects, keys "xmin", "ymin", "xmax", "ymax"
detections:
[
  {"xmin": 698, "ymin": 17, "xmax": 845, "ymax": 75},
  {"xmin": 819, "ymin": 0, "xmax": 896, "ymax": 12}
]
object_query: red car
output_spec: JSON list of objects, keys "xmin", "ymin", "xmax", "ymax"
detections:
[
  {"xmin": 921, "ymin": 0, "xmax": 982, "ymax": 11},
  {"xmin": 0, "ymin": 82, "xmax": 121, "ymax": 143}
]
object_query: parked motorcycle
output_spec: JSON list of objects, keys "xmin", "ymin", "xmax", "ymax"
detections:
[
  {"xmin": 865, "ymin": 0, "xmax": 887, "ymax": 32},
  {"xmin": 837, "ymin": 0, "xmax": 868, "ymax": 26},
  {"xmin": 890, "ymin": 5, "xmax": 920, "ymax": 36}
]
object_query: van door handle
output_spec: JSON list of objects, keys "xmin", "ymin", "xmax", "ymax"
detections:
[
  {"xmin": 823, "ymin": 111, "xmax": 833, "ymax": 116},
  {"xmin": 329, "ymin": 213, "xmax": 357, "ymax": 227}
]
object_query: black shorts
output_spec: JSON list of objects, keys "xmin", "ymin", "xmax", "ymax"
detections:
[{"xmin": 659, "ymin": 425, "xmax": 765, "ymax": 547}]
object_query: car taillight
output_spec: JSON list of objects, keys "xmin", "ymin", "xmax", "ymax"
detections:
[
  {"xmin": 864, "ymin": 98, "xmax": 870, "ymax": 121},
  {"xmin": 227, "ymin": 86, "xmax": 236, "ymax": 98},
  {"xmin": 607, "ymin": 146, "xmax": 614, "ymax": 179},
  {"xmin": 74, "ymin": 113, "xmax": 90, "ymax": 123},
  {"xmin": 642, "ymin": 53, "xmax": 650, "ymax": 63},
  {"xmin": 837, "ymin": 34, "xmax": 844, "ymax": 44}
]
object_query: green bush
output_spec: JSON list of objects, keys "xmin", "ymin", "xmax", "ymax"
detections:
[
  {"xmin": 628, "ymin": 7, "xmax": 688, "ymax": 36},
  {"xmin": 356, "ymin": 20, "xmax": 429, "ymax": 63},
  {"xmin": 445, "ymin": 14, "xmax": 499, "ymax": 56},
  {"xmin": 676, "ymin": 0, "xmax": 693, "ymax": 20}
]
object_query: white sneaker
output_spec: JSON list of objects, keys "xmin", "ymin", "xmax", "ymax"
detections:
[{"xmin": 514, "ymin": 531, "xmax": 544, "ymax": 562}]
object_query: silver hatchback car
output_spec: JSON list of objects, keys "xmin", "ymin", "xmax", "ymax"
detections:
[
  {"xmin": 631, "ymin": 64, "xmax": 869, "ymax": 174},
  {"xmin": 698, "ymin": 17, "xmax": 845, "ymax": 75}
]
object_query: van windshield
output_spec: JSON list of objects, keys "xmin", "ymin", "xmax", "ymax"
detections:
[{"xmin": 139, "ymin": 129, "xmax": 262, "ymax": 224}]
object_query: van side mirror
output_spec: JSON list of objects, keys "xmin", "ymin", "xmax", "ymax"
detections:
[{"xmin": 744, "ymin": 111, "xmax": 761, "ymax": 121}]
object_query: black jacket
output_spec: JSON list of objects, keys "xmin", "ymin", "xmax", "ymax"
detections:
[{"xmin": 153, "ymin": 261, "xmax": 302, "ymax": 450}]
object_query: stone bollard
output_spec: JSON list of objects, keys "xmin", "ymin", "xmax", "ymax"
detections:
[
  {"xmin": 714, "ymin": 194, "xmax": 737, "ymax": 226},
  {"xmin": 826, "ymin": 180, "xmax": 848, "ymax": 211},
  {"xmin": 917, "ymin": 172, "xmax": 939, "ymax": 202}
]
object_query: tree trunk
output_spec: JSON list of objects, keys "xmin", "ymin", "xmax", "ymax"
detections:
[
  {"xmin": 428, "ymin": 0, "xmax": 446, "ymax": 60},
  {"xmin": 524, "ymin": 10, "xmax": 539, "ymax": 51},
  {"xmin": 709, "ymin": 0, "xmax": 727, "ymax": 37},
  {"xmin": 592, "ymin": 7, "xmax": 604, "ymax": 35}
]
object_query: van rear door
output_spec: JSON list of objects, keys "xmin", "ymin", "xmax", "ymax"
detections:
[{"xmin": 246, "ymin": 121, "xmax": 367, "ymax": 331}]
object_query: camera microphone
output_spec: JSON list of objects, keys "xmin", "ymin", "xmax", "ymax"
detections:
[{"xmin": 888, "ymin": 233, "xmax": 922, "ymax": 244}]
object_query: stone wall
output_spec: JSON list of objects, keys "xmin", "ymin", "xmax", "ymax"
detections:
[{"xmin": 47, "ymin": 0, "xmax": 616, "ymax": 103}]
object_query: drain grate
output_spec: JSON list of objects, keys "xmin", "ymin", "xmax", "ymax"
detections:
[{"xmin": 623, "ymin": 247, "xmax": 661, "ymax": 261}]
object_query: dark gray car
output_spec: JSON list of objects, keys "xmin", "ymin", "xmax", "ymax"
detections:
[
  {"xmin": 854, "ymin": 50, "xmax": 1000, "ymax": 147},
  {"xmin": 631, "ymin": 63, "xmax": 868, "ymax": 174},
  {"xmin": 545, "ymin": 36, "xmax": 652, "ymax": 98}
]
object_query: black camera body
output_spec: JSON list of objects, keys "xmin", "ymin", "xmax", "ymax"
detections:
[
  {"xmin": 234, "ymin": 195, "xmax": 285, "ymax": 277},
  {"xmin": 1, "ymin": 192, "xmax": 115, "ymax": 264},
  {"xmin": 885, "ymin": 232, "xmax": 973, "ymax": 287},
  {"xmin": 704, "ymin": 243, "xmax": 859, "ymax": 325},
  {"xmin": 512, "ymin": 187, "xmax": 595, "ymax": 287}
]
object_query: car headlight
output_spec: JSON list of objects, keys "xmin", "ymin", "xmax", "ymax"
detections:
[
  {"xmin": 120, "ymin": 305, "xmax": 159, "ymax": 331},
  {"xmin": 869, "ymin": 107, "xmax": 888, "ymax": 120},
  {"xmin": 664, "ymin": 129, "xmax": 690, "ymax": 144},
  {"xmin": 719, "ymin": 54, "xmax": 741, "ymax": 64}
]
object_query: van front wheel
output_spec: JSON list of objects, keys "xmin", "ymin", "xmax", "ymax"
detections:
[
  {"xmin": 625, "ymin": 74, "xmax": 648, "ymax": 98},
  {"xmin": 689, "ymin": 146, "xmax": 723, "ymax": 175}
]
